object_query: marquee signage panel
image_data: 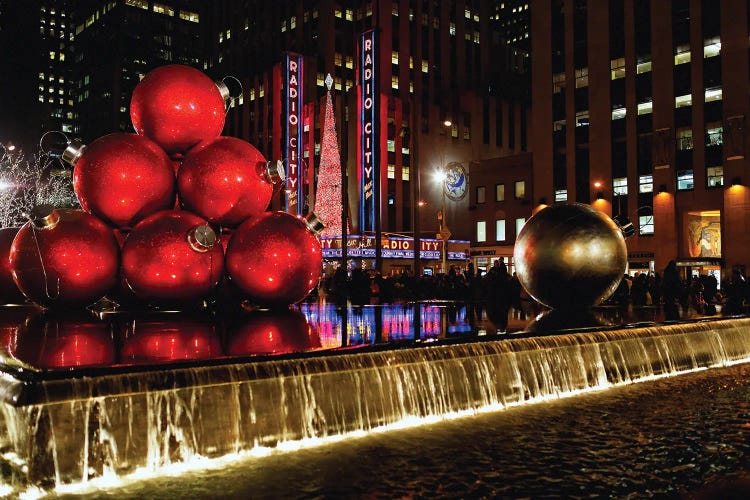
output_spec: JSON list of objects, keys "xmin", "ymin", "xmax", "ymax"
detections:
[
  {"xmin": 284, "ymin": 52, "xmax": 304, "ymax": 214},
  {"xmin": 359, "ymin": 30, "xmax": 378, "ymax": 232}
]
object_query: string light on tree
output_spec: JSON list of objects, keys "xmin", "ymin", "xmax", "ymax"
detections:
[
  {"xmin": 0, "ymin": 148, "xmax": 78, "ymax": 229},
  {"xmin": 312, "ymin": 74, "xmax": 346, "ymax": 237}
]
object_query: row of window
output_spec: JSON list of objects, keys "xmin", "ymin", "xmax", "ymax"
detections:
[
  {"xmin": 554, "ymin": 37, "xmax": 722, "ymax": 92},
  {"xmin": 475, "ymin": 214, "xmax": 654, "ymax": 244},
  {"xmin": 476, "ymin": 218, "xmax": 525, "ymax": 243},
  {"xmin": 474, "ymin": 181, "xmax": 526, "ymax": 204}
]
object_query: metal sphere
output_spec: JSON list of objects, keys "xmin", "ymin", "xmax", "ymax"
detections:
[{"xmin": 513, "ymin": 203, "xmax": 627, "ymax": 309}]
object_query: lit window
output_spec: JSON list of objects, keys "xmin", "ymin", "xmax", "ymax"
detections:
[
  {"xmin": 402, "ymin": 167, "xmax": 410, "ymax": 181},
  {"xmin": 335, "ymin": 9, "xmax": 342, "ymax": 18},
  {"xmin": 152, "ymin": 3, "xmax": 174, "ymax": 16},
  {"xmin": 636, "ymin": 60, "xmax": 652, "ymax": 74},
  {"xmin": 477, "ymin": 186, "xmax": 486, "ymax": 204},
  {"xmin": 705, "ymin": 87, "xmax": 722, "ymax": 102},
  {"xmin": 391, "ymin": 51, "xmax": 398, "ymax": 65},
  {"xmin": 496, "ymin": 220, "xmax": 506, "ymax": 241},
  {"xmin": 515, "ymin": 181, "xmax": 525, "ymax": 199},
  {"xmin": 495, "ymin": 184, "xmax": 505, "ymax": 202},
  {"xmin": 450, "ymin": 23, "xmax": 456, "ymax": 36},
  {"xmin": 707, "ymin": 166, "xmax": 724, "ymax": 187},
  {"xmin": 552, "ymin": 72, "xmax": 566, "ymax": 93},
  {"xmin": 637, "ymin": 101, "xmax": 653, "ymax": 115},
  {"xmin": 281, "ymin": 20, "xmax": 286, "ymax": 32},
  {"xmin": 555, "ymin": 189, "xmax": 568, "ymax": 202},
  {"xmin": 677, "ymin": 170, "xmax": 694, "ymax": 190},
  {"xmin": 515, "ymin": 218, "xmax": 526, "ymax": 236},
  {"xmin": 639, "ymin": 175, "xmax": 653, "ymax": 193},
  {"xmin": 576, "ymin": 110, "xmax": 589, "ymax": 127},
  {"xmin": 477, "ymin": 221, "xmax": 487, "ymax": 242},
  {"xmin": 706, "ymin": 126, "xmax": 723, "ymax": 145},
  {"xmin": 611, "ymin": 107, "xmax": 626, "ymax": 120},
  {"xmin": 290, "ymin": 16, "xmax": 296, "ymax": 29},
  {"xmin": 575, "ymin": 67, "xmax": 588, "ymax": 88},
  {"xmin": 422, "ymin": 60, "xmax": 429, "ymax": 73},
  {"xmin": 677, "ymin": 128, "xmax": 693, "ymax": 150},
  {"xmin": 387, "ymin": 165, "xmax": 395, "ymax": 179},
  {"xmin": 387, "ymin": 140, "xmax": 395, "ymax": 152},
  {"xmin": 125, "ymin": 0, "xmax": 148, "ymax": 9},
  {"xmin": 178, "ymin": 10, "xmax": 199, "ymax": 22},
  {"xmin": 639, "ymin": 214, "xmax": 654, "ymax": 235},
  {"xmin": 703, "ymin": 37, "xmax": 721, "ymax": 58},
  {"xmin": 674, "ymin": 44, "xmax": 691, "ymax": 65},
  {"xmin": 391, "ymin": 75, "xmax": 399, "ymax": 89},
  {"xmin": 610, "ymin": 58, "xmax": 625, "ymax": 80},
  {"xmin": 675, "ymin": 94, "xmax": 692, "ymax": 108},
  {"xmin": 613, "ymin": 177, "xmax": 628, "ymax": 196}
]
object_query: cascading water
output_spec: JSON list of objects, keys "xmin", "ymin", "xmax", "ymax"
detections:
[{"xmin": 1, "ymin": 318, "xmax": 750, "ymax": 492}]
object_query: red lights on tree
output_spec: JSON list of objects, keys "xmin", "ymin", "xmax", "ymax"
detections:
[{"xmin": 312, "ymin": 85, "xmax": 346, "ymax": 237}]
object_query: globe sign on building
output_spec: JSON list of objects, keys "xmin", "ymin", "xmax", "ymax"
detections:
[{"xmin": 444, "ymin": 162, "xmax": 467, "ymax": 201}]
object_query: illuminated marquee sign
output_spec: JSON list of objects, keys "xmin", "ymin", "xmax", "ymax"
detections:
[
  {"xmin": 284, "ymin": 52, "xmax": 304, "ymax": 215},
  {"xmin": 359, "ymin": 30, "xmax": 378, "ymax": 232},
  {"xmin": 320, "ymin": 236, "xmax": 468, "ymax": 261}
]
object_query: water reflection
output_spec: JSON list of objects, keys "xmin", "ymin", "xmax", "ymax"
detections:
[
  {"xmin": 226, "ymin": 308, "xmax": 321, "ymax": 356},
  {"xmin": 10, "ymin": 310, "xmax": 116, "ymax": 369},
  {"xmin": 0, "ymin": 300, "xmax": 717, "ymax": 372}
]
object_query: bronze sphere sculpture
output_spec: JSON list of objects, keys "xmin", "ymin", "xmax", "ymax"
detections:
[{"xmin": 513, "ymin": 203, "xmax": 627, "ymax": 310}]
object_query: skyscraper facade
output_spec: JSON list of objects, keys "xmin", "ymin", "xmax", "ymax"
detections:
[
  {"xmin": 207, "ymin": 0, "xmax": 529, "ymax": 261},
  {"xmin": 531, "ymin": 0, "xmax": 749, "ymax": 280}
]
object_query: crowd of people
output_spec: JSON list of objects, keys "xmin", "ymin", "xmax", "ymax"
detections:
[{"xmin": 319, "ymin": 260, "xmax": 750, "ymax": 322}]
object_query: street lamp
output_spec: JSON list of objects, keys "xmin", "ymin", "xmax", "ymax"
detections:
[{"xmin": 435, "ymin": 168, "xmax": 449, "ymax": 274}]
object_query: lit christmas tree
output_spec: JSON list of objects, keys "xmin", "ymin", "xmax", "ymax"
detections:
[{"xmin": 313, "ymin": 74, "xmax": 346, "ymax": 236}]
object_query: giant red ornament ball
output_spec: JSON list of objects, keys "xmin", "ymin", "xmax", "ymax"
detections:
[
  {"xmin": 226, "ymin": 212, "xmax": 324, "ymax": 306},
  {"xmin": 0, "ymin": 227, "xmax": 25, "ymax": 304},
  {"xmin": 65, "ymin": 133, "xmax": 176, "ymax": 229},
  {"xmin": 9, "ymin": 209, "xmax": 120, "ymax": 308},
  {"xmin": 122, "ymin": 210, "xmax": 224, "ymax": 304},
  {"xmin": 178, "ymin": 137, "xmax": 284, "ymax": 227},
  {"xmin": 130, "ymin": 64, "xmax": 228, "ymax": 155}
]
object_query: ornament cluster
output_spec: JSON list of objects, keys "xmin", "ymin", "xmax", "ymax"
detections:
[{"xmin": 1, "ymin": 64, "xmax": 324, "ymax": 310}]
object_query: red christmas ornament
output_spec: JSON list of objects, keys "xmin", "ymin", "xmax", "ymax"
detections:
[
  {"xmin": 226, "ymin": 309, "xmax": 320, "ymax": 356},
  {"xmin": 226, "ymin": 212, "xmax": 324, "ymax": 306},
  {"xmin": 10, "ymin": 209, "xmax": 120, "ymax": 308},
  {"xmin": 11, "ymin": 311, "xmax": 115, "ymax": 369},
  {"xmin": 63, "ymin": 133, "xmax": 176, "ymax": 229},
  {"xmin": 130, "ymin": 64, "xmax": 229, "ymax": 155},
  {"xmin": 178, "ymin": 137, "xmax": 284, "ymax": 227},
  {"xmin": 122, "ymin": 210, "xmax": 224, "ymax": 304},
  {"xmin": 0, "ymin": 227, "xmax": 25, "ymax": 304},
  {"xmin": 121, "ymin": 314, "xmax": 221, "ymax": 363}
]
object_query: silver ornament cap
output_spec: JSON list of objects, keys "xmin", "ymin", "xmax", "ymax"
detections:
[
  {"xmin": 216, "ymin": 80, "xmax": 231, "ymax": 101},
  {"xmin": 30, "ymin": 205, "xmax": 60, "ymax": 229},
  {"xmin": 303, "ymin": 212, "xmax": 325, "ymax": 236},
  {"xmin": 61, "ymin": 139, "xmax": 86, "ymax": 166},
  {"xmin": 187, "ymin": 224, "xmax": 217, "ymax": 253},
  {"xmin": 264, "ymin": 160, "xmax": 286, "ymax": 184}
]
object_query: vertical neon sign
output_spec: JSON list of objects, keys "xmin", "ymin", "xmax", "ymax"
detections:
[
  {"xmin": 284, "ymin": 52, "xmax": 304, "ymax": 214},
  {"xmin": 359, "ymin": 30, "xmax": 377, "ymax": 232}
]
